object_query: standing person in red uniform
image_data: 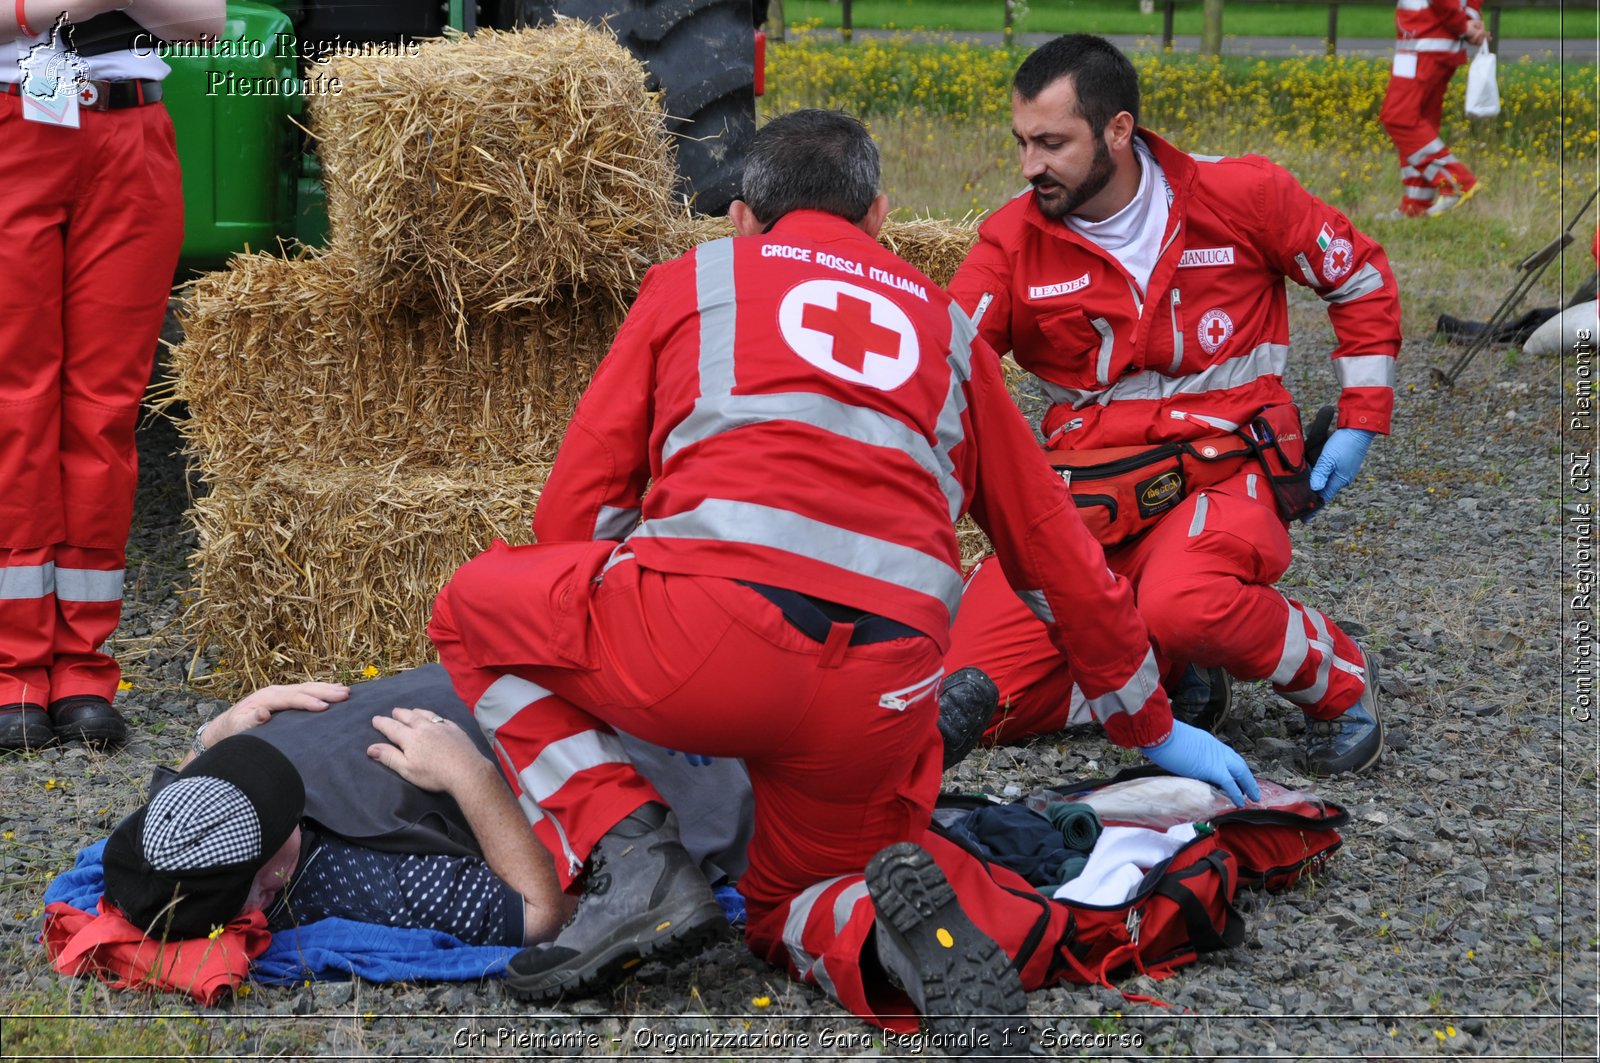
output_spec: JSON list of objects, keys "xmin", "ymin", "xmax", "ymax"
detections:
[
  {"xmin": 428, "ymin": 109, "xmax": 1256, "ymax": 1041},
  {"xmin": 0, "ymin": 0, "xmax": 222, "ymax": 751},
  {"xmin": 1378, "ymin": 0, "xmax": 1491, "ymax": 218},
  {"xmin": 945, "ymin": 35, "xmax": 1400, "ymax": 776}
]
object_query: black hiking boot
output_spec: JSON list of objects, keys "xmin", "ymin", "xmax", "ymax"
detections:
[
  {"xmin": 937, "ymin": 667, "xmax": 999, "ymax": 769},
  {"xmin": 504, "ymin": 802, "xmax": 725, "ymax": 1001},
  {"xmin": 867, "ymin": 841, "xmax": 1032, "ymax": 1056},
  {"xmin": 1170, "ymin": 664, "xmax": 1233, "ymax": 734},
  {"xmin": 1302, "ymin": 647, "xmax": 1385, "ymax": 776}
]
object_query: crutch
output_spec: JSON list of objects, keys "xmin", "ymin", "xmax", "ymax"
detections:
[{"xmin": 1434, "ymin": 187, "xmax": 1598, "ymax": 387}]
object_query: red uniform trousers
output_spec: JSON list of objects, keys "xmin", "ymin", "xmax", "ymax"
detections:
[
  {"xmin": 430, "ymin": 542, "xmax": 967, "ymax": 1022},
  {"xmin": 0, "ymin": 96, "xmax": 184, "ymax": 706},
  {"xmin": 1379, "ymin": 53, "xmax": 1476, "ymax": 214},
  {"xmin": 948, "ymin": 472, "xmax": 1368, "ymax": 744}
]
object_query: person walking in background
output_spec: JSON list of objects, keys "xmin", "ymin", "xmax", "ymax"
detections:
[
  {"xmin": 1378, "ymin": 0, "xmax": 1491, "ymax": 218},
  {"xmin": 945, "ymin": 35, "xmax": 1399, "ymax": 777},
  {"xmin": 0, "ymin": 0, "xmax": 223, "ymax": 751}
]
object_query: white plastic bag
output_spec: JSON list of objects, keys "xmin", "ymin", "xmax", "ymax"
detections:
[{"xmin": 1465, "ymin": 43, "xmax": 1500, "ymax": 119}]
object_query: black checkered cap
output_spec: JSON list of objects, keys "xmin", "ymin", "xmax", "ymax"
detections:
[{"xmin": 103, "ymin": 734, "xmax": 305, "ymax": 939}]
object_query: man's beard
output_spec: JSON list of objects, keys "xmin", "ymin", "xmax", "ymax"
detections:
[{"xmin": 1033, "ymin": 134, "xmax": 1115, "ymax": 220}]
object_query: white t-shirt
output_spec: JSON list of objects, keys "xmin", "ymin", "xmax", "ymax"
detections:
[{"xmin": 1065, "ymin": 138, "xmax": 1172, "ymax": 301}]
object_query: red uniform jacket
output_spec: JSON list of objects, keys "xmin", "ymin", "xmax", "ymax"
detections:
[
  {"xmin": 950, "ymin": 132, "xmax": 1401, "ymax": 454},
  {"xmin": 535, "ymin": 210, "xmax": 1173, "ymax": 746},
  {"xmin": 1396, "ymin": 0, "xmax": 1479, "ymax": 65}
]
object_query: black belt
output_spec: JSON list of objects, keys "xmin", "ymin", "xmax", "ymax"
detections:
[
  {"xmin": 4, "ymin": 78, "xmax": 162, "ymax": 110},
  {"xmin": 739, "ymin": 581, "xmax": 924, "ymax": 646}
]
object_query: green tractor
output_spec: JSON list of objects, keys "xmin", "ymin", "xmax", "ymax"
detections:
[{"xmin": 165, "ymin": 0, "xmax": 764, "ymax": 271}]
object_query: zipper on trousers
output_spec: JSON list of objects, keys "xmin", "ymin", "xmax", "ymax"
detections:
[{"xmin": 880, "ymin": 668, "xmax": 945, "ymax": 711}]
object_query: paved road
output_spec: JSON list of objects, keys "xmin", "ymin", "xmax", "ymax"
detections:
[{"xmin": 830, "ymin": 28, "xmax": 1594, "ymax": 64}]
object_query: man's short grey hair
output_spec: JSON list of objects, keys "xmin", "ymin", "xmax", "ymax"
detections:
[{"xmin": 739, "ymin": 109, "xmax": 880, "ymax": 225}]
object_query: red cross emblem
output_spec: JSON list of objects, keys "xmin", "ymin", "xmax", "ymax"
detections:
[
  {"xmin": 779, "ymin": 279, "xmax": 921, "ymax": 391},
  {"xmin": 1322, "ymin": 237, "xmax": 1355, "ymax": 283},
  {"xmin": 1198, "ymin": 308, "xmax": 1233, "ymax": 354},
  {"xmin": 801, "ymin": 293, "xmax": 902, "ymax": 371}
]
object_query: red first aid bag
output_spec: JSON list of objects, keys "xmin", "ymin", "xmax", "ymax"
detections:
[{"xmin": 933, "ymin": 767, "xmax": 1347, "ymax": 996}]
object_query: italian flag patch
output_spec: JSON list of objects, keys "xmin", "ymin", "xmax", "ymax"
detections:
[{"xmin": 1317, "ymin": 223, "xmax": 1335, "ymax": 252}]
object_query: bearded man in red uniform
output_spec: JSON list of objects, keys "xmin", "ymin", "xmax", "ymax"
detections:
[
  {"xmin": 428, "ymin": 109, "xmax": 1256, "ymax": 1042},
  {"xmin": 945, "ymin": 35, "xmax": 1400, "ymax": 777}
]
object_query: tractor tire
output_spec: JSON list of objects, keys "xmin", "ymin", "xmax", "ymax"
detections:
[{"xmin": 509, "ymin": 0, "xmax": 755, "ymax": 215}]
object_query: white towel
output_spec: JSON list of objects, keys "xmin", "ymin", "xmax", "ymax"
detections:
[{"xmin": 1053, "ymin": 823, "xmax": 1199, "ymax": 906}]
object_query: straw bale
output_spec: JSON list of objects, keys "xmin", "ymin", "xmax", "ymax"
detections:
[
  {"xmin": 170, "ymin": 249, "xmax": 622, "ymax": 480},
  {"xmin": 878, "ymin": 217, "xmax": 979, "ymax": 288},
  {"xmin": 660, "ymin": 215, "xmax": 977, "ymax": 287},
  {"xmin": 187, "ymin": 461, "xmax": 550, "ymax": 694},
  {"xmin": 310, "ymin": 23, "xmax": 679, "ymax": 328}
]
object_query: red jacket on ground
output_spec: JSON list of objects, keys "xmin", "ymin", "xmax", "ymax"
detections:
[
  {"xmin": 534, "ymin": 210, "xmax": 1172, "ymax": 746},
  {"xmin": 949, "ymin": 131, "xmax": 1401, "ymax": 453}
]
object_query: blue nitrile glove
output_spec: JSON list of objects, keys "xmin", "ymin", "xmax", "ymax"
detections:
[
  {"xmin": 666, "ymin": 749, "xmax": 714, "ymax": 767},
  {"xmin": 1308, "ymin": 428, "xmax": 1376, "ymax": 506},
  {"xmin": 1140, "ymin": 721, "xmax": 1261, "ymax": 807}
]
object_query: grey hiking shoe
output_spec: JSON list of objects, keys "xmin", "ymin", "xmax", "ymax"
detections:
[
  {"xmin": 868, "ymin": 841, "xmax": 1033, "ymax": 1056},
  {"xmin": 937, "ymin": 667, "xmax": 999, "ymax": 769},
  {"xmin": 1170, "ymin": 664, "xmax": 1233, "ymax": 734},
  {"xmin": 505, "ymin": 802, "xmax": 725, "ymax": 1001},
  {"xmin": 1302, "ymin": 647, "xmax": 1385, "ymax": 776}
]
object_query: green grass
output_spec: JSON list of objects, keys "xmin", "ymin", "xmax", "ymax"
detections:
[{"xmin": 780, "ymin": 0, "xmax": 1581, "ymax": 42}]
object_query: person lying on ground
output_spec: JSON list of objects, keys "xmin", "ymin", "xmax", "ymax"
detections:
[{"xmin": 43, "ymin": 664, "xmax": 755, "ymax": 1000}]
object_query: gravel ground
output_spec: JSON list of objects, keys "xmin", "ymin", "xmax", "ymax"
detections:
[{"xmin": 0, "ymin": 295, "xmax": 1595, "ymax": 1061}]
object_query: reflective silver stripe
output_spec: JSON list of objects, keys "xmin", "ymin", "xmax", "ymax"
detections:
[
  {"xmin": 1045, "ymin": 342, "xmax": 1289, "ymax": 410},
  {"xmin": 1280, "ymin": 610, "xmax": 1335, "ymax": 705},
  {"xmin": 594, "ymin": 506, "xmax": 642, "ymax": 540},
  {"xmin": 833, "ymin": 881, "xmax": 869, "ymax": 934},
  {"xmin": 783, "ymin": 874, "xmax": 850, "ymax": 976},
  {"xmin": 1399, "ymin": 165, "xmax": 1423, "ymax": 179},
  {"xmin": 1188, "ymin": 153, "xmax": 1225, "ymax": 164},
  {"xmin": 1246, "ymin": 473, "xmax": 1259, "ymax": 499},
  {"xmin": 1271, "ymin": 602, "xmax": 1311, "ymax": 686},
  {"xmin": 475, "ymin": 673, "xmax": 557, "ymax": 734},
  {"xmin": 519, "ymin": 730, "xmax": 632, "ymax": 803},
  {"xmin": 1396, "ymin": 0, "xmax": 1431, "ymax": 9},
  {"xmin": 1397, "ymin": 38, "xmax": 1465, "ymax": 53},
  {"xmin": 1335, "ymin": 354, "xmax": 1398, "ymax": 390},
  {"xmin": 1404, "ymin": 185, "xmax": 1438, "ymax": 201},
  {"xmin": 1087, "ymin": 648, "xmax": 1161, "ymax": 727},
  {"xmin": 53, "ymin": 567, "xmax": 124, "ymax": 603},
  {"xmin": 1293, "ymin": 252, "xmax": 1319, "ymax": 289},
  {"xmin": 1015, "ymin": 587, "xmax": 1056, "ymax": 625},
  {"xmin": 631, "ymin": 499, "xmax": 964, "ymax": 618},
  {"xmin": 1323, "ymin": 264, "xmax": 1386, "ymax": 306},
  {"xmin": 1091, "ymin": 316, "xmax": 1115, "ymax": 385},
  {"xmin": 0, "ymin": 562, "xmax": 54, "ymax": 600},
  {"xmin": 695, "ymin": 238, "xmax": 738, "ymax": 398},
  {"xmin": 1187, "ymin": 493, "xmax": 1210, "ymax": 537},
  {"xmin": 935, "ymin": 305, "xmax": 978, "ymax": 521},
  {"xmin": 661, "ymin": 391, "xmax": 965, "ymax": 521},
  {"xmin": 1407, "ymin": 138, "xmax": 1447, "ymax": 165}
]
